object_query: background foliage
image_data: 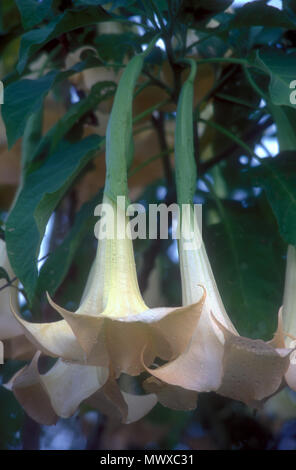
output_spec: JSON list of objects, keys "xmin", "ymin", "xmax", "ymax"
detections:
[{"xmin": 1, "ymin": 0, "xmax": 296, "ymax": 450}]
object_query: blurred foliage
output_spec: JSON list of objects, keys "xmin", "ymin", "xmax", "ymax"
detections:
[{"xmin": 1, "ymin": 0, "xmax": 296, "ymax": 450}]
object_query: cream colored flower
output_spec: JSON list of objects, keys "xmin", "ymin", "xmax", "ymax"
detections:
[
  {"xmin": 271, "ymin": 244, "xmax": 296, "ymax": 391},
  {"xmin": 11, "ymin": 197, "xmax": 205, "ymax": 378},
  {"xmin": 0, "ymin": 238, "xmax": 35, "ymax": 359},
  {"xmin": 147, "ymin": 208, "xmax": 291, "ymax": 406},
  {"xmin": 5, "ymin": 351, "xmax": 157, "ymax": 425}
]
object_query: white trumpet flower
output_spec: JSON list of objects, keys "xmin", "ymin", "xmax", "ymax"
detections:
[{"xmin": 147, "ymin": 208, "xmax": 291, "ymax": 406}]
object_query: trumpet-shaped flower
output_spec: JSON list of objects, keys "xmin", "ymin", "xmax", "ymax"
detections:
[
  {"xmin": 6, "ymin": 44, "xmax": 205, "ymax": 422},
  {"xmin": 11, "ymin": 197, "xmax": 205, "ymax": 378},
  {"xmin": 5, "ymin": 351, "xmax": 157, "ymax": 425},
  {"xmin": 0, "ymin": 238, "xmax": 35, "ymax": 359},
  {"xmin": 147, "ymin": 208, "xmax": 291, "ymax": 406}
]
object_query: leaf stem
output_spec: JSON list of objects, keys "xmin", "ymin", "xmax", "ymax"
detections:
[{"xmin": 243, "ymin": 66, "xmax": 269, "ymax": 101}]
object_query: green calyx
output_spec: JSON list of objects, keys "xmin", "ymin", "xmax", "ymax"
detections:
[
  {"xmin": 104, "ymin": 35, "xmax": 160, "ymax": 204},
  {"xmin": 175, "ymin": 59, "xmax": 197, "ymax": 207}
]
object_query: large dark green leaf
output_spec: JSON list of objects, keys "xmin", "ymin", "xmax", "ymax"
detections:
[
  {"xmin": 282, "ymin": 0, "xmax": 296, "ymax": 20},
  {"xmin": 28, "ymin": 80, "xmax": 115, "ymax": 168},
  {"xmin": 6, "ymin": 135, "xmax": 102, "ymax": 301},
  {"xmin": 17, "ymin": 6, "xmax": 111, "ymax": 73},
  {"xmin": 205, "ymin": 199, "xmax": 286, "ymax": 339},
  {"xmin": 37, "ymin": 190, "xmax": 102, "ymax": 297},
  {"xmin": 232, "ymin": 1, "xmax": 296, "ymax": 29},
  {"xmin": 95, "ymin": 32, "xmax": 140, "ymax": 62},
  {"xmin": 250, "ymin": 152, "xmax": 296, "ymax": 246},
  {"xmin": 15, "ymin": 0, "xmax": 53, "ymax": 30},
  {"xmin": 2, "ymin": 71, "xmax": 58, "ymax": 148},
  {"xmin": 0, "ymin": 362, "xmax": 24, "ymax": 450},
  {"xmin": 257, "ymin": 49, "xmax": 296, "ymax": 107},
  {"xmin": 21, "ymin": 106, "xmax": 44, "ymax": 170},
  {"xmin": 268, "ymin": 103, "xmax": 296, "ymax": 151},
  {"xmin": 2, "ymin": 63, "xmax": 111, "ymax": 150}
]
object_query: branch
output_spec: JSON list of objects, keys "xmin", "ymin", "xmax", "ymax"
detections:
[
  {"xmin": 0, "ymin": 253, "xmax": 50, "ymax": 293},
  {"xmin": 200, "ymin": 116, "xmax": 274, "ymax": 174}
]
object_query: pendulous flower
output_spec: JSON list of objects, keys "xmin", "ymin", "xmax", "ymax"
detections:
[
  {"xmin": 146, "ymin": 205, "xmax": 291, "ymax": 407},
  {"xmin": 0, "ymin": 238, "xmax": 35, "ymax": 360},
  {"xmin": 11, "ymin": 196, "xmax": 205, "ymax": 378},
  {"xmin": 5, "ymin": 350, "xmax": 157, "ymax": 425},
  {"xmin": 271, "ymin": 244, "xmax": 296, "ymax": 391},
  {"xmin": 145, "ymin": 57, "xmax": 292, "ymax": 408}
]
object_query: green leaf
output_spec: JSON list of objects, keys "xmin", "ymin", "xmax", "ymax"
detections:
[
  {"xmin": 2, "ymin": 71, "xmax": 58, "ymax": 148},
  {"xmin": 95, "ymin": 32, "xmax": 140, "ymax": 63},
  {"xmin": 250, "ymin": 152, "xmax": 296, "ymax": 246},
  {"xmin": 2, "ymin": 63, "xmax": 106, "ymax": 149},
  {"xmin": 205, "ymin": 199, "xmax": 285, "ymax": 339},
  {"xmin": 0, "ymin": 0, "xmax": 20, "ymax": 35},
  {"xmin": 21, "ymin": 106, "xmax": 44, "ymax": 170},
  {"xmin": 29, "ymin": 80, "xmax": 115, "ymax": 166},
  {"xmin": 15, "ymin": 0, "xmax": 53, "ymax": 30},
  {"xmin": 268, "ymin": 103, "xmax": 296, "ymax": 151},
  {"xmin": 232, "ymin": 0, "xmax": 296, "ymax": 28},
  {"xmin": 257, "ymin": 49, "xmax": 296, "ymax": 107},
  {"xmin": 37, "ymin": 191, "xmax": 102, "ymax": 297},
  {"xmin": 283, "ymin": 0, "xmax": 296, "ymax": 20},
  {"xmin": 6, "ymin": 135, "xmax": 102, "ymax": 301},
  {"xmin": 0, "ymin": 362, "xmax": 24, "ymax": 450},
  {"xmin": 17, "ymin": 6, "xmax": 111, "ymax": 73}
]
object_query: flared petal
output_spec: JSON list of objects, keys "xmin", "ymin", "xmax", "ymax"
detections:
[
  {"xmin": 214, "ymin": 318, "xmax": 291, "ymax": 405},
  {"xmin": 144, "ymin": 376, "xmax": 198, "ymax": 411},
  {"xmin": 285, "ymin": 362, "xmax": 296, "ymax": 390},
  {"xmin": 41, "ymin": 360, "xmax": 108, "ymax": 418},
  {"xmin": 122, "ymin": 391, "xmax": 157, "ymax": 424},
  {"xmin": 87, "ymin": 377, "xmax": 157, "ymax": 423},
  {"xmin": 5, "ymin": 352, "xmax": 108, "ymax": 424},
  {"xmin": 5, "ymin": 353, "xmax": 58, "ymax": 425},
  {"xmin": 47, "ymin": 294, "xmax": 109, "ymax": 366},
  {"xmin": 264, "ymin": 387, "xmax": 296, "ymax": 420},
  {"xmin": 10, "ymin": 304, "xmax": 87, "ymax": 363},
  {"xmin": 87, "ymin": 377, "xmax": 128, "ymax": 421},
  {"xmin": 3, "ymin": 335, "xmax": 36, "ymax": 360},
  {"xmin": 145, "ymin": 304, "xmax": 225, "ymax": 392},
  {"xmin": 273, "ymin": 246, "xmax": 296, "ymax": 391},
  {"xmin": 47, "ymin": 292, "xmax": 205, "ymax": 375},
  {"xmin": 270, "ymin": 308, "xmax": 296, "ymax": 391},
  {"xmin": 147, "ymin": 288, "xmax": 206, "ymax": 361},
  {"xmin": 282, "ymin": 245, "xmax": 296, "ymax": 343},
  {"xmin": 270, "ymin": 307, "xmax": 286, "ymax": 348}
]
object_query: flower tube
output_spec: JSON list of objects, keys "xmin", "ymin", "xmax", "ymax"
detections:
[
  {"xmin": 146, "ymin": 60, "xmax": 291, "ymax": 406},
  {"xmin": 8, "ymin": 41, "xmax": 205, "ymax": 422}
]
